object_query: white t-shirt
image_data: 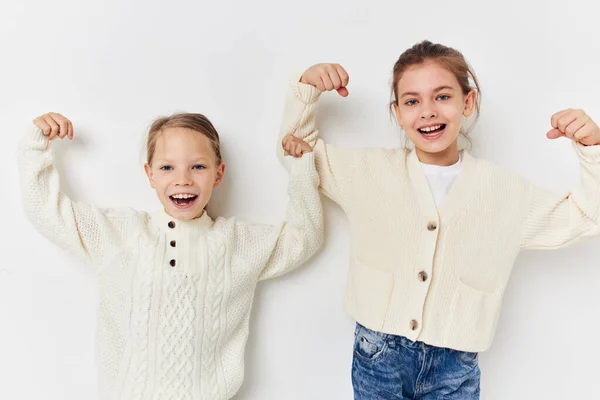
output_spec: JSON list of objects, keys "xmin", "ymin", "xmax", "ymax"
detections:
[{"xmin": 420, "ymin": 155, "xmax": 462, "ymax": 207}]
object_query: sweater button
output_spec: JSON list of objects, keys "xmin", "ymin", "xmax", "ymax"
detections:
[
  {"xmin": 409, "ymin": 320, "xmax": 419, "ymax": 331},
  {"xmin": 427, "ymin": 221, "xmax": 437, "ymax": 231},
  {"xmin": 418, "ymin": 271, "xmax": 428, "ymax": 282},
  {"xmin": 170, "ymin": 259, "xmax": 176, "ymax": 267},
  {"xmin": 168, "ymin": 221, "xmax": 176, "ymax": 229},
  {"xmin": 170, "ymin": 240, "xmax": 176, "ymax": 247}
]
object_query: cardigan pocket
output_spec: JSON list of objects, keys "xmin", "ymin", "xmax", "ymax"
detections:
[
  {"xmin": 344, "ymin": 258, "xmax": 393, "ymax": 331},
  {"xmin": 445, "ymin": 280, "xmax": 502, "ymax": 352}
]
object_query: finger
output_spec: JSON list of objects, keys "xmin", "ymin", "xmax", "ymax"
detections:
[
  {"xmin": 43, "ymin": 114, "xmax": 60, "ymax": 140},
  {"xmin": 288, "ymin": 142, "xmax": 297, "ymax": 157},
  {"xmin": 284, "ymin": 150, "xmax": 290, "ymax": 156},
  {"xmin": 291, "ymin": 142, "xmax": 300, "ymax": 157},
  {"xmin": 335, "ymin": 64, "xmax": 349, "ymax": 87},
  {"xmin": 298, "ymin": 143, "xmax": 308, "ymax": 156},
  {"xmin": 550, "ymin": 109, "xmax": 573, "ymax": 129},
  {"xmin": 282, "ymin": 135, "xmax": 294, "ymax": 151},
  {"xmin": 34, "ymin": 117, "xmax": 52, "ymax": 136},
  {"xmin": 565, "ymin": 114, "xmax": 589, "ymax": 138},
  {"xmin": 68, "ymin": 121, "xmax": 74, "ymax": 140},
  {"xmin": 50, "ymin": 112, "xmax": 70, "ymax": 137},
  {"xmin": 57, "ymin": 118, "xmax": 69, "ymax": 139},
  {"xmin": 336, "ymin": 87, "xmax": 349, "ymax": 97},
  {"xmin": 546, "ymin": 128, "xmax": 565, "ymax": 140},
  {"xmin": 310, "ymin": 71, "xmax": 326, "ymax": 91},
  {"xmin": 320, "ymin": 74, "xmax": 334, "ymax": 91},
  {"xmin": 285, "ymin": 139, "xmax": 296, "ymax": 154},
  {"xmin": 573, "ymin": 124, "xmax": 595, "ymax": 141},
  {"xmin": 327, "ymin": 64, "xmax": 342, "ymax": 89},
  {"xmin": 300, "ymin": 143, "xmax": 312, "ymax": 154},
  {"xmin": 558, "ymin": 112, "xmax": 581, "ymax": 137}
]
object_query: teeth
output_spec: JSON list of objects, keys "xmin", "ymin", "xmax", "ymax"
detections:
[
  {"xmin": 421, "ymin": 125, "xmax": 442, "ymax": 133},
  {"xmin": 171, "ymin": 194, "xmax": 196, "ymax": 199}
]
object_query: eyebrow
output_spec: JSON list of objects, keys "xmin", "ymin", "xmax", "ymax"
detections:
[
  {"xmin": 400, "ymin": 86, "xmax": 455, "ymax": 98},
  {"xmin": 155, "ymin": 157, "xmax": 211, "ymax": 164}
]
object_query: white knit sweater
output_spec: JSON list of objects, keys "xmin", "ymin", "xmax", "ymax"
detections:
[
  {"xmin": 279, "ymin": 77, "xmax": 600, "ymax": 352},
  {"xmin": 18, "ymin": 127, "xmax": 324, "ymax": 400}
]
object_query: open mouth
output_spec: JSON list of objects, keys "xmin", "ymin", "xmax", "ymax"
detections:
[
  {"xmin": 418, "ymin": 124, "xmax": 447, "ymax": 140},
  {"xmin": 169, "ymin": 193, "xmax": 198, "ymax": 209}
]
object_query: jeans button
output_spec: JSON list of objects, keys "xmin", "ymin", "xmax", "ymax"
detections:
[{"xmin": 410, "ymin": 320, "xmax": 419, "ymax": 331}]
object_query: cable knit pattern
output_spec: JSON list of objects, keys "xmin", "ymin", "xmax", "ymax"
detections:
[
  {"xmin": 156, "ymin": 271, "xmax": 198, "ymax": 400},
  {"xmin": 201, "ymin": 235, "xmax": 226, "ymax": 400},
  {"xmin": 18, "ymin": 127, "xmax": 324, "ymax": 399},
  {"xmin": 278, "ymin": 75, "xmax": 600, "ymax": 352},
  {"xmin": 123, "ymin": 238, "xmax": 158, "ymax": 400}
]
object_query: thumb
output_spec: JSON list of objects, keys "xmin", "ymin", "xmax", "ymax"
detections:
[
  {"xmin": 336, "ymin": 87, "xmax": 349, "ymax": 97},
  {"xmin": 546, "ymin": 128, "xmax": 565, "ymax": 140}
]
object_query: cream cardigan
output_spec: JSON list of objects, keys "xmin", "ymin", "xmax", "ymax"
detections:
[{"xmin": 278, "ymin": 77, "xmax": 600, "ymax": 352}]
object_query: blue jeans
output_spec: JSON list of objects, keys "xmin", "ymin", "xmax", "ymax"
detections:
[{"xmin": 352, "ymin": 323, "xmax": 481, "ymax": 399}]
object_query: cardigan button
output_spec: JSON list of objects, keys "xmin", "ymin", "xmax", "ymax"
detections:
[
  {"xmin": 168, "ymin": 221, "xmax": 176, "ymax": 229},
  {"xmin": 170, "ymin": 259, "xmax": 176, "ymax": 267},
  {"xmin": 409, "ymin": 320, "xmax": 419, "ymax": 331},
  {"xmin": 427, "ymin": 221, "xmax": 437, "ymax": 231},
  {"xmin": 170, "ymin": 240, "xmax": 176, "ymax": 248},
  {"xmin": 418, "ymin": 271, "xmax": 428, "ymax": 282}
]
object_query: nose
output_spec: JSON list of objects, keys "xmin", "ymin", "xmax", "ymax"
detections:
[
  {"xmin": 420, "ymin": 100, "xmax": 437, "ymax": 120},
  {"xmin": 175, "ymin": 169, "xmax": 193, "ymax": 185}
]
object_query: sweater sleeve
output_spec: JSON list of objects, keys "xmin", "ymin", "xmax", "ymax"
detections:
[
  {"xmin": 276, "ymin": 73, "xmax": 358, "ymax": 208},
  {"xmin": 232, "ymin": 152, "xmax": 324, "ymax": 281},
  {"xmin": 520, "ymin": 142, "xmax": 600, "ymax": 250},
  {"xmin": 18, "ymin": 127, "xmax": 138, "ymax": 268}
]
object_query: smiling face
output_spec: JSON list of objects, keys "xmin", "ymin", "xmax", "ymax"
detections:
[
  {"xmin": 393, "ymin": 60, "xmax": 476, "ymax": 165},
  {"xmin": 144, "ymin": 127, "xmax": 225, "ymax": 220}
]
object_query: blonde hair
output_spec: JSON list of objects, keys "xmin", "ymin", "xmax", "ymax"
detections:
[{"xmin": 146, "ymin": 113, "xmax": 222, "ymax": 165}]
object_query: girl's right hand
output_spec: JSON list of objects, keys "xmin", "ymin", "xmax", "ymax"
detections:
[
  {"xmin": 300, "ymin": 63, "xmax": 350, "ymax": 97},
  {"xmin": 33, "ymin": 112, "xmax": 73, "ymax": 140},
  {"xmin": 282, "ymin": 134, "xmax": 313, "ymax": 158}
]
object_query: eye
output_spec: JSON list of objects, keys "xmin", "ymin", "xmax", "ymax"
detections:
[
  {"xmin": 405, "ymin": 99, "xmax": 418, "ymax": 106},
  {"xmin": 192, "ymin": 164, "xmax": 206, "ymax": 170},
  {"xmin": 160, "ymin": 165, "xmax": 173, "ymax": 171},
  {"xmin": 437, "ymin": 94, "xmax": 450, "ymax": 101}
]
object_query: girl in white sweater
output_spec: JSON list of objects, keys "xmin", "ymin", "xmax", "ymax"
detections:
[
  {"xmin": 18, "ymin": 112, "xmax": 323, "ymax": 400},
  {"xmin": 280, "ymin": 40, "xmax": 600, "ymax": 399}
]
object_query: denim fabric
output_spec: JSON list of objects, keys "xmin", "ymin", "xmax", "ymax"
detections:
[{"xmin": 352, "ymin": 323, "xmax": 481, "ymax": 399}]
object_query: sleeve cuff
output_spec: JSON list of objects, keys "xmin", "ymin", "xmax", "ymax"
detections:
[
  {"xmin": 287, "ymin": 151, "xmax": 319, "ymax": 186},
  {"xmin": 19, "ymin": 126, "xmax": 50, "ymax": 152},
  {"xmin": 290, "ymin": 71, "xmax": 322, "ymax": 105},
  {"xmin": 573, "ymin": 141, "xmax": 600, "ymax": 164}
]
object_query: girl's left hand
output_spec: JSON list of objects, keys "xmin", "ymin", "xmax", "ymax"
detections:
[{"xmin": 547, "ymin": 109, "xmax": 600, "ymax": 146}]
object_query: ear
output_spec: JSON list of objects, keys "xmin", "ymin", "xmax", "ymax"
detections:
[
  {"xmin": 463, "ymin": 90, "xmax": 477, "ymax": 118},
  {"xmin": 144, "ymin": 163, "xmax": 155, "ymax": 189},
  {"xmin": 213, "ymin": 163, "xmax": 226, "ymax": 188},
  {"xmin": 392, "ymin": 102, "xmax": 404, "ymax": 130}
]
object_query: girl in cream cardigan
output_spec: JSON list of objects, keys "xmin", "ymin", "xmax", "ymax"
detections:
[{"xmin": 280, "ymin": 40, "xmax": 600, "ymax": 399}]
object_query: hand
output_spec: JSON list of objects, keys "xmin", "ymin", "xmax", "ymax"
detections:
[
  {"xmin": 547, "ymin": 109, "xmax": 600, "ymax": 146},
  {"xmin": 33, "ymin": 112, "xmax": 73, "ymax": 140},
  {"xmin": 282, "ymin": 134, "xmax": 312, "ymax": 158},
  {"xmin": 300, "ymin": 63, "xmax": 349, "ymax": 97}
]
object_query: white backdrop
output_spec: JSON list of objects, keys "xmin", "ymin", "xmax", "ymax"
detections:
[{"xmin": 1, "ymin": 0, "xmax": 600, "ymax": 399}]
